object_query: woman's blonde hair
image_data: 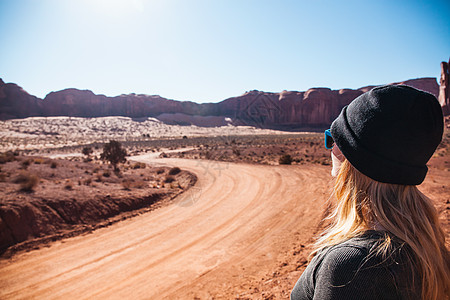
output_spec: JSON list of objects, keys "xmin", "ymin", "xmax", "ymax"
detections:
[{"xmin": 314, "ymin": 159, "xmax": 450, "ymax": 300}]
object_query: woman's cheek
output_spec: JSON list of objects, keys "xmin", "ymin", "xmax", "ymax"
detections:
[{"xmin": 331, "ymin": 152, "xmax": 342, "ymax": 177}]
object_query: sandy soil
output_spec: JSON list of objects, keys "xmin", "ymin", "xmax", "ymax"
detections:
[
  {"xmin": 0, "ymin": 154, "xmax": 448, "ymax": 299},
  {"xmin": 0, "ymin": 153, "xmax": 198, "ymax": 256},
  {"xmin": 0, "ymin": 125, "xmax": 448, "ymax": 299},
  {"xmin": 0, "ymin": 154, "xmax": 333, "ymax": 299}
]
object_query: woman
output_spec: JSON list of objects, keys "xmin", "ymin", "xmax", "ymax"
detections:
[{"xmin": 290, "ymin": 85, "xmax": 449, "ymax": 300}]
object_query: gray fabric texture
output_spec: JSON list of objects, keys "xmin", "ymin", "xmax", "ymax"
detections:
[{"xmin": 290, "ymin": 231, "xmax": 421, "ymax": 300}]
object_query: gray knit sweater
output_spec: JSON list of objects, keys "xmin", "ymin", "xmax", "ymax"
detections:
[{"xmin": 290, "ymin": 231, "xmax": 421, "ymax": 300}]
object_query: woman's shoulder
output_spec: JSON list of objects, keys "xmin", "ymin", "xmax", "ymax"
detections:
[
  {"xmin": 319, "ymin": 231, "xmax": 405, "ymax": 270},
  {"xmin": 318, "ymin": 235, "xmax": 383, "ymax": 278},
  {"xmin": 321, "ymin": 231, "xmax": 389, "ymax": 259},
  {"xmin": 291, "ymin": 231, "xmax": 420, "ymax": 300},
  {"xmin": 311, "ymin": 231, "xmax": 420, "ymax": 299}
]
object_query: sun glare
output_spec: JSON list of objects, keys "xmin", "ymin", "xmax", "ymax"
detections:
[{"xmin": 89, "ymin": 0, "xmax": 145, "ymax": 16}]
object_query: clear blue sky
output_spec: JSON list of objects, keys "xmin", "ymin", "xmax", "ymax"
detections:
[{"xmin": 1, "ymin": 0, "xmax": 449, "ymax": 103}]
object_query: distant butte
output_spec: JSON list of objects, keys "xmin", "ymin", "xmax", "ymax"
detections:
[
  {"xmin": 0, "ymin": 76, "xmax": 446, "ymax": 130},
  {"xmin": 439, "ymin": 58, "xmax": 450, "ymax": 115}
]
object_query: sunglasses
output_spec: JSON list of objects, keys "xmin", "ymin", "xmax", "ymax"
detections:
[{"xmin": 324, "ymin": 129, "xmax": 334, "ymax": 149}]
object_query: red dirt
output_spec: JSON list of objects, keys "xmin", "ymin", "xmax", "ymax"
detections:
[
  {"xmin": 0, "ymin": 156, "xmax": 196, "ymax": 256},
  {"xmin": 0, "ymin": 130, "xmax": 448, "ymax": 299}
]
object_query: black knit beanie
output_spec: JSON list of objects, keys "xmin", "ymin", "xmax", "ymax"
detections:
[{"xmin": 330, "ymin": 85, "xmax": 444, "ymax": 185}]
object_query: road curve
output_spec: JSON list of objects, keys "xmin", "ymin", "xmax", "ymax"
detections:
[{"xmin": 0, "ymin": 155, "xmax": 332, "ymax": 299}]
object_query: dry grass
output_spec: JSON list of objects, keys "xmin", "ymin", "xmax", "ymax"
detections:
[
  {"xmin": 121, "ymin": 178, "xmax": 147, "ymax": 190},
  {"xmin": 13, "ymin": 171, "xmax": 39, "ymax": 192},
  {"xmin": 132, "ymin": 162, "xmax": 146, "ymax": 169}
]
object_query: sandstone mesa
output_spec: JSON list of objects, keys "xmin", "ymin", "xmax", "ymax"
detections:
[{"xmin": 1, "ymin": 70, "xmax": 448, "ymax": 130}]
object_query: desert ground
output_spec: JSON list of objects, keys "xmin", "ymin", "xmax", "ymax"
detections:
[
  {"xmin": 0, "ymin": 117, "xmax": 448, "ymax": 299},
  {"xmin": 0, "ymin": 116, "xmax": 289, "ymax": 152}
]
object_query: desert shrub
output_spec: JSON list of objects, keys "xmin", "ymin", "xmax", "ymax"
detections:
[
  {"xmin": 84, "ymin": 178, "xmax": 92, "ymax": 185},
  {"xmin": 95, "ymin": 173, "xmax": 102, "ymax": 182},
  {"xmin": 21, "ymin": 159, "xmax": 32, "ymax": 169},
  {"xmin": 156, "ymin": 168, "xmax": 165, "ymax": 174},
  {"xmin": 160, "ymin": 152, "xmax": 168, "ymax": 158},
  {"xmin": 122, "ymin": 178, "xmax": 146, "ymax": 190},
  {"xmin": 14, "ymin": 172, "xmax": 39, "ymax": 192},
  {"xmin": 0, "ymin": 152, "xmax": 15, "ymax": 164},
  {"xmin": 100, "ymin": 140, "xmax": 127, "ymax": 171},
  {"xmin": 232, "ymin": 147, "xmax": 240, "ymax": 156},
  {"xmin": 168, "ymin": 167, "xmax": 181, "ymax": 175},
  {"xmin": 132, "ymin": 162, "xmax": 146, "ymax": 169},
  {"xmin": 122, "ymin": 178, "xmax": 133, "ymax": 190},
  {"xmin": 82, "ymin": 146, "xmax": 93, "ymax": 157},
  {"xmin": 279, "ymin": 154, "xmax": 293, "ymax": 165},
  {"xmin": 164, "ymin": 175, "xmax": 175, "ymax": 183},
  {"xmin": 34, "ymin": 158, "xmax": 45, "ymax": 164},
  {"xmin": 102, "ymin": 170, "xmax": 111, "ymax": 177},
  {"xmin": 114, "ymin": 169, "xmax": 122, "ymax": 178},
  {"xmin": 321, "ymin": 160, "xmax": 331, "ymax": 166},
  {"xmin": 14, "ymin": 172, "xmax": 30, "ymax": 184},
  {"xmin": 64, "ymin": 180, "xmax": 73, "ymax": 190}
]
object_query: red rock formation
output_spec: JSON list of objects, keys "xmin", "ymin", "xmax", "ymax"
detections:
[
  {"xmin": 216, "ymin": 78, "xmax": 439, "ymax": 129},
  {"xmin": 0, "ymin": 77, "xmax": 444, "ymax": 128},
  {"xmin": 41, "ymin": 89, "xmax": 205, "ymax": 118},
  {"xmin": 395, "ymin": 77, "xmax": 439, "ymax": 98},
  {"xmin": 439, "ymin": 58, "xmax": 450, "ymax": 116},
  {"xmin": 0, "ymin": 79, "xmax": 43, "ymax": 119}
]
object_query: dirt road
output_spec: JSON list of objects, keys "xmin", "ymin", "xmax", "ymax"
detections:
[{"xmin": 0, "ymin": 156, "xmax": 332, "ymax": 299}]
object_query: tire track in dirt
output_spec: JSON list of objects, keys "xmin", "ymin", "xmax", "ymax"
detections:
[{"xmin": 0, "ymin": 156, "xmax": 331, "ymax": 299}]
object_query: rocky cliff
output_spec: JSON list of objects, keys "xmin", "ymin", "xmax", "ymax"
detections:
[
  {"xmin": 439, "ymin": 58, "xmax": 450, "ymax": 115},
  {"xmin": 215, "ymin": 77, "xmax": 439, "ymax": 129},
  {"xmin": 0, "ymin": 77, "xmax": 442, "ymax": 129},
  {"xmin": 0, "ymin": 79, "xmax": 43, "ymax": 119}
]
